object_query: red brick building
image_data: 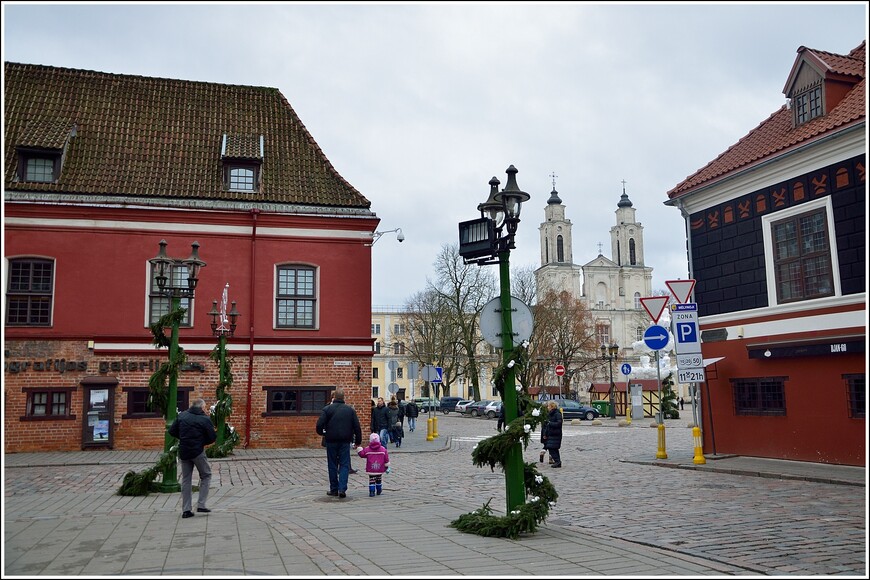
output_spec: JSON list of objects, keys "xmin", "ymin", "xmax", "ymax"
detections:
[
  {"xmin": 4, "ymin": 63, "xmax": 379, "ymax": 452},
  {"xmin": 666, "ymin": 42, "xmax": 865, "ymax": 465}
]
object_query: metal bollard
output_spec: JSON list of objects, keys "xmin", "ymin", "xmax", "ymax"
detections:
[
  {"xmin": 692, "ymin": 426, "xmax": 706, "ymax": 464},
  {"xmin": 433, "ymin": 415, "xmax": 439, "ymax": 438},
  {"xmin": 426, "ymin": 416, "xmax": 434, "ymax": 441},
  {"xmin": 656, "ymin": 422, "xmax": 668, "ymax": 459}
]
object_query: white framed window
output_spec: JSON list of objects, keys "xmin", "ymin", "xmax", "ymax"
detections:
[
  {"xmin": 762, "ymin": 197, "xmax": 839, "ymax": 306},
  {"xmin": 147, "ymin": 262, "xmax": 192, "ymax": 326},
  {"xmin": 371, "ymin": 323, "xmax": 381, "ymax": 334},
  {"xmin": 275, "ymin": 264, "xmax": 317, "ymax": 329}
]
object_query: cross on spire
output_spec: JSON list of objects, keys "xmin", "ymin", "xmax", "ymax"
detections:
[
  {"xmin": 597, "ymin": 242, "xmax": 603, "ymax": 255},
  {"xmin": 550, "ymin": 171, "xmax": 558, "ymax": 190},
  {"xmin": 621, "ymin": 179, "xmax": 627, "ymax": 194}
]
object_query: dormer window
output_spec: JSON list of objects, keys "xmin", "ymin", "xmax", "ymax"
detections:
[
  {"xmin": 793, "ymin": 81, "xmax": 823, "ymax": 126},
  {"xmin": 19, "ymin": 151, "xmax": 61, "ymax": 182},
  {"xmin": 221, "ymin": 134, "xmax": 263, "ymax": 192},
  {"xmin": 15, "ymin": 119, "xmax": 76, "ymax": 184}
]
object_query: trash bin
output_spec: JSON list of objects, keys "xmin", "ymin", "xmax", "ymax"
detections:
[{"xmin": 591, "ymin": 400, "xmax": 610, "ymax": 416}]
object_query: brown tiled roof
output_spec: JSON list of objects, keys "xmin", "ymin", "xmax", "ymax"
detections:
[
  {"xmin": 668, "ymin": 41, "xmax": 865, "ymax": 199},
  {"xmin": 4, "ymin": 62, "xmax": 370, "ymax": 208}
]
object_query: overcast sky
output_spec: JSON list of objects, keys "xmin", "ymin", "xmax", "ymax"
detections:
[{"xmin": 3, "ymin": 2, "xmax": 867, "ymax": 306}]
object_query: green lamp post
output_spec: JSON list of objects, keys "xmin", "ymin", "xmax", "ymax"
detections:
[
  {"xmin": 148, "ymin": 239, "xmax": 205, "ymax": 492},
  {"xmin": 460, "ymin": 165, "xmax": 530, "ymax": 514}
]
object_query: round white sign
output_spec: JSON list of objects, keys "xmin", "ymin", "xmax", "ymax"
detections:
[{"xmin": 479, "ymin": 296, "xmax": 533, "ymax": 349}]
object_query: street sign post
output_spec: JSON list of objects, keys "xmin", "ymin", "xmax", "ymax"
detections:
[
  {"xmin": 643, "ymin": 325, "xmax": 669, "ymax": 351},
  {"xmin": 639, "ymin": 296, "xmax": 670, "ymax": 323},
  {"xmin": 671, "ymin": 303, "xmax": 705, "ymax": 383}
]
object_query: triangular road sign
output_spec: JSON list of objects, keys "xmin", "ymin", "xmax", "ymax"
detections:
[
  {"xmin": 666, "ymin": 279, "xmax": 696, "ymax": 304},
  {"xmin": 639, "ymin": 296, "xmax": 669, "ymax": 323}
]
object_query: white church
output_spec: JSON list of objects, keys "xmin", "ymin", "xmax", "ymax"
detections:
[{"xmin": 535, "ymin": 183, "xmax": 654, "ymax": 364}]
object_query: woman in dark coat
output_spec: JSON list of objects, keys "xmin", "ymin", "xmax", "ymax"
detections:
[
  {"xmin": 387, "ymin": 397, "xmax": 404, "ymax": 448},
  {"xmin": 541, "ymin": 400, "xmax": 563, "ymax": 468},
  {"xmin": 371, "ymin": 397, "xmax": 392, "ymax": 445}
]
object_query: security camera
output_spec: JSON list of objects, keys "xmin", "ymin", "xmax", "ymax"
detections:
[{"xmin": 397, "ymin": 231, "xmax": 405, "ymax": 242}]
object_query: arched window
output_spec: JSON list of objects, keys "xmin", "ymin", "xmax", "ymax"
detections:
[
  {"xmin": 596, "ymin": 281, "xmax": 608, "ymax": 308},
  {"xmin": 616, "ymin": 240, "xmax": 621, "ymax": 266},
  {"xmin": 636, "ymin": 327, "xmax": 644, "ymax": 341},
  {"xmin": 634, "ymin": 292, "xmax": 641, "ymax": 309},
  {"xmin": 557, "ymin": 235, "xmax": 564, "ymax": 262},
  {"xmin": 629, "ymin": 238, "xmax": 637, "ymax": 265},
  {"xmin": 545, "ymin": 238, "xmax": 549, "ymax": 263}
]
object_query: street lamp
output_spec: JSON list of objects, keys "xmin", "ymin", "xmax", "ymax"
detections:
[
  {"xmin": 208, "ymin": 283, "xmax": 239, "ymax": 449},
  {"xmin": 600, "ymin": 343, "xmax": 619, "ymax": 419},
  {"xmin": 459, "ymin": 164, "xmax": 530, "ymax": 514},
  {"xmin": 149, "ymin": 239, "xmax": 206, "ymax": 492}
]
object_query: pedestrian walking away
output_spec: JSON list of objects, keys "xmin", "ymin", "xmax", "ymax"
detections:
[
  {"xmin": 541, "ymin": 400, "xmax": 563, "ymax": 468},
  {"xmin": 357, "ymin": 432, "xmax": 391, "ymax": 496},
  {"xmin": 404, "ymin": 398, "xmax": 419, "ymax": 432},
  {"xmin": 168, "ymin": 398, "xmax": 217, "ymax": 518},
  {"xmin": 371, "ymin": 396, "xmax": 391, "ymax": 446},
  {"xmin": 496, "ymin": 403, "xmax": 506, "ymax": 432},
  {"xmin": 316, "ymin": 387, "xmax": 363, "ymax": 498}
]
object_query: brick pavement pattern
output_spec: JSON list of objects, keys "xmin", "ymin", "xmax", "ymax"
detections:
[{"xmin": 4, "ymin": 413, "xmax": 866, "ymax": 576}]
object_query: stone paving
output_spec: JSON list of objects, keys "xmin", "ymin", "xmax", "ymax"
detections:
[{"xmin": 3, "ymin": 413, "xmax": 866, "ymax": 576}]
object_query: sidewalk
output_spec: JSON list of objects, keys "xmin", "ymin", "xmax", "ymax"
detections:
[{"xmin": 3, "ymin": 416, "xmax": 865, "ymax": 576}]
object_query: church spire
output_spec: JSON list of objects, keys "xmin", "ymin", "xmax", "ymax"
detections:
[
  {"xmin": 618, "ymin": 179, "xmax": 633, "ymax": 208},
  {"xmin": 547, "ymin": 171, "xmax": 562, "ymax": 204}
]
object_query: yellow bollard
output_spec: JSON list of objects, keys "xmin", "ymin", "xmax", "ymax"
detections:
[
  {"xmin": 433, "ymin": 414, "xmax": 439, "ymax": 438},
  {"xmin": 426, "ymin": 416, "xmax": 434, "ymax": 441},
  {"xmin": 692, "ymin": 426, "xmax": 706, "ymax": 464},
  {"xmin": 656, "ymin": 422, "xmax": 668, "ymax": 459},
  {"xmin": 625, "ymin": 403, "xmax": 631, "ymax": 425}
]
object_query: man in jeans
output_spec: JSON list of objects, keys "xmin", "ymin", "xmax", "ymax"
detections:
[
  {"xmin": 169, "ymin": 398, "xmax": 217, "ymax": 518},
  {"xmin": 316, "ymin": 388, "xmax": 363, "ymax": 498}
]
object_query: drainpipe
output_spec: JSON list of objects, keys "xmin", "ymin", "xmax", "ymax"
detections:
[{"xmin": 244, "ymin": 208, "xmax": 260, "ymax": 448}]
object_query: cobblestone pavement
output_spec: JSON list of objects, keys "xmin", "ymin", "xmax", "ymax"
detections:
[{"xmin": 3, "ymin": 413, "xmax": 866, "ymax": 576}]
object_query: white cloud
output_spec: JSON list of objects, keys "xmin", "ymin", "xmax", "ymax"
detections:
[{"xmin": 3, "ymin": 2, "xmax": 866, "ymax": 305}]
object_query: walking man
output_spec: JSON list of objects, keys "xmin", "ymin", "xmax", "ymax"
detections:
[
  {"xmin": 169, "ymin": 398, "xmax": 216, "ymax": 518},
  {"xmin": 316, "ymin": 387, "xmax": 363, "ymax": 498},
  {"xmin": 404, "ymin": 398, "xmax": 419, "ymax": 432}
]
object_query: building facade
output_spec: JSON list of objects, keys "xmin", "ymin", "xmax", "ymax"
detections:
[
  {"xmin": 4, "ymin": 63, "xmax": 379, "ymax": 453},
  {"xmin": 665, "ymin": 42, "xmax": 866, "ymax": 465}
]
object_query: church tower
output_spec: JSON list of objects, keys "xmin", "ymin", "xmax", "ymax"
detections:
[{"xmin": 535, "ymin": 183, "xmax": 582, "ymax": 299}]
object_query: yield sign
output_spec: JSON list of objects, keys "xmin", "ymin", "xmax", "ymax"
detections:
[
  {"xmin": 666, "ymin": 279, "xmax": 696, "ymax": 304},
  {"xmin": 639, "ymin": 296, "xmax": 669, "ymax": 323}
]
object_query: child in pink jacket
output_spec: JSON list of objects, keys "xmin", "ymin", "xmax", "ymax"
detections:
[{"xmin": 357, "ymin": 432, "xmax": 390, "ymax": 496}]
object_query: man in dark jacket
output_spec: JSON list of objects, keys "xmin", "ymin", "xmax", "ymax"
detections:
[
  {"xmin": 169, "ymin": 398, "xmax": 217, "ymax": 518},
  {"xmin": 370, "ymin": 397, "xmax": 391, "ymax": 445},
  {"xmin": 404, "ymin": 399, "xmax": 419, "ymax": 432},
  {"xmin": 316, "ymin": 388, "xmax": 363, "ymax": 498}
]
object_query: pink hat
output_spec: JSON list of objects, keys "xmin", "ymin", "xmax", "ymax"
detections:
[{"xmin": 369, "ymin": 433, "xmax": 380, "ymax": 443}]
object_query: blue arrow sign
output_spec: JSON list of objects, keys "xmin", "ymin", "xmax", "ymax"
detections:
[
  {"xmin": 643, "ymin": 325, "xmax": 669, "ymax": 351},
  {"xmin": 620, "ymin": 363, "xmax": 632, "ymax": 376}
]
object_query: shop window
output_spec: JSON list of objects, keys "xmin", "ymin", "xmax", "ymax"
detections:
[
  {"xmin": 845, "ymin": 374, "xmax": 865, "ymax": 419},
  {"xmin": 263, "ymin": 386, "xmax": 331, "ymax": 416},
  {"xmin": 731, "ymin": 377, "xmax": 787, "ymax": 416},
  {"xmin": 21, "ymin": 388, "xmax": 74, "ymax": 420},
  {"xmin": 122, "ymin": 387, "xmax": 191, "ymax": 418}
]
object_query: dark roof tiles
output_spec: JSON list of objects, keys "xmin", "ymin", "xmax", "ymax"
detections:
[{"xmin": 4, "ymin": 62, "xmax": 370, "ymax": 208}]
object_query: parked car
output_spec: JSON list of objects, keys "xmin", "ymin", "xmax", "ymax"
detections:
[
  {"xmin": 438, "ymin": 396, "xmax": 464, "ymax": 414},
  {"xmin": 411, "ymin": 397, "xmax": 440, "ymax": 413},
  {"xmin": 552, "ymin": 399, "xmax": 600, "ymax": 420},
  {"xmin": 463, "ymin": 400, "xmax": 492, "ymax": 417},
  {"xmin": 483, "ymin": 400, "xmax": 503, "ymax": 419},
  {"xmin": 454, "ymin": 400, "xmax": 474, "ymax": 414}
]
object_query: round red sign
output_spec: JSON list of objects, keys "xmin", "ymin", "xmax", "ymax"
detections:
[{"xmin": 554, "ymin": 364, "xmax": 566, "ymax": 376}]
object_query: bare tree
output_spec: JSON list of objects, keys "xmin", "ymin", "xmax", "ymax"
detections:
[
  {"xmin": 402, "ymin": 288, "xmax": 462, "ymax": 398},
  {"xmin": 430, "ymin": 243, "xmax": 496, "ymax": 401},
  {"xmin": 510, "ymin": 263, "xmax": 538, "ymax": 306},
  {"xmin": 532, "ymin": 289, "xmax": 599, "ymax": 398}
]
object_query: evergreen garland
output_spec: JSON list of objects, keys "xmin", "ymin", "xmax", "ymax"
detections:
[
  {"xmin": 116, "ymin": 306, "xmax": 186, "ymax": 496},
  {"xmin": 206, "ymin": 342, "xmax": 240, "ymax": 458},
  {"xmin": 450, "ymin": 342, "xmax": 559, "ymax": 539}
]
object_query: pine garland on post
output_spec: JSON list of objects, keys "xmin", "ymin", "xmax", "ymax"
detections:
[
  {"xmin": 449, "ymin": 341, "xmax": 559, "ymax": 539},
  {"xmin": 206, "ymin": 342, "xmax": 240, "ymax": 458},
  {"xmin": 116, "ymin": 307, "xmax": 186, "ymax": 496}
]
